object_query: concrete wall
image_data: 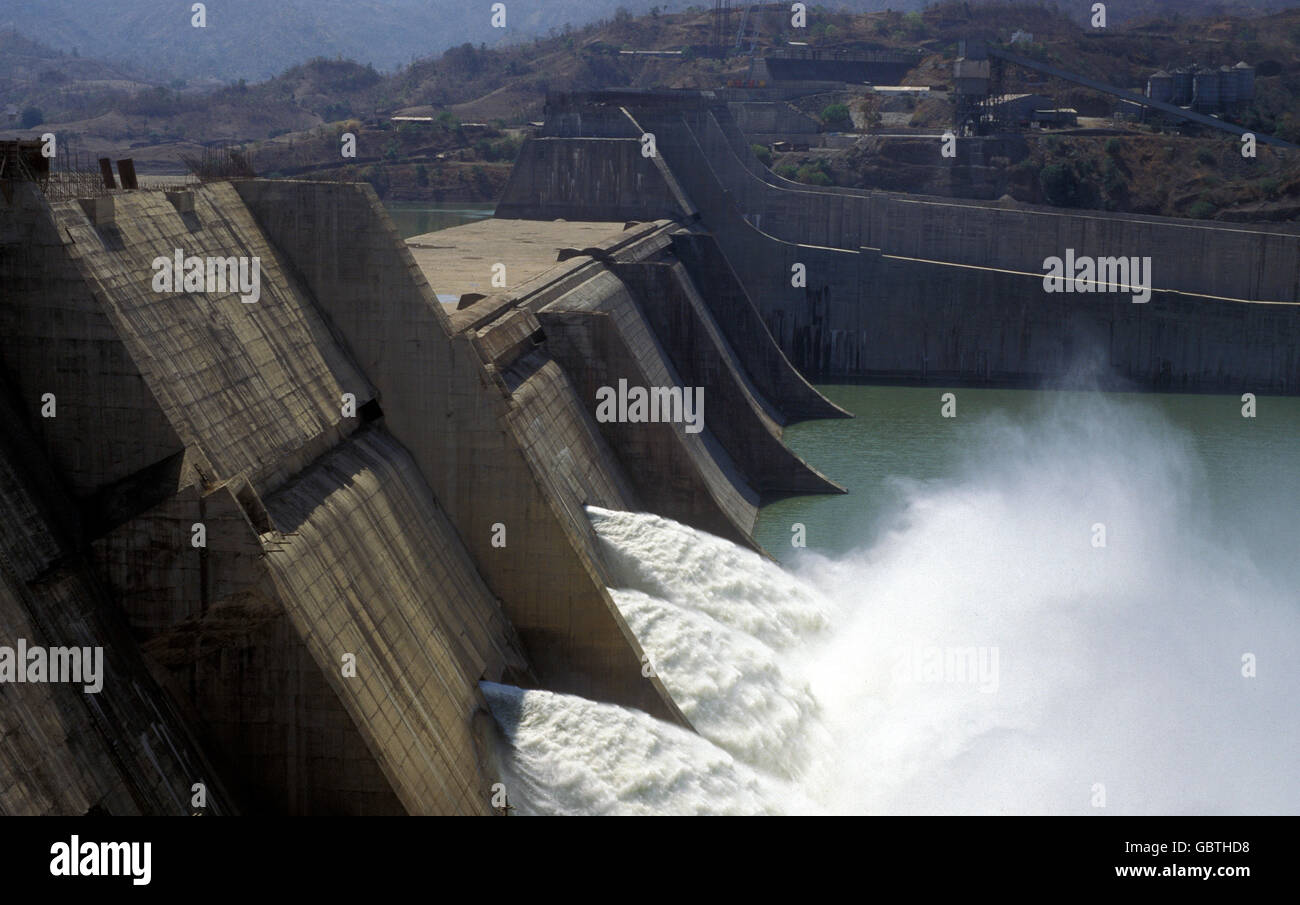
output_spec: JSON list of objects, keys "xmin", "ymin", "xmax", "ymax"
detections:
[
  {"xmin": 260, "ymin": 430, "xmax": 522, "ymax": 814},
  {"xmin": 134, "ymin": 428, "xmax": 528, "ymax": 816},
  {"xmin": 668, "ymin": 230, "xmax": 849, "ymax": 421},
  {"xmin": 613, "ymin": 259, "xmax": 844, "ymax": 498},
  {"xmin": 53, "ymin": 184, "xmax": 374, "ymax": 499},
  {"xmin": 705, "ymin": 211, "xmax": 1300, "ymax": 390},
  {"xmin": 3, "ymin": 179, "xmax": 644, "ymax": 814},
  {"xmin": 729, "ymin": 102, "xmax": 820, "ymax": 136},
  {"xmin": 0, "ymin": 369, "xmax": 233, "ymax": 816},
  {"xmin": 683, "ymin": 103, "xmax": 1300, "ymax": 304},
  {"xmin": 537, "ymin": 269, "xmax": 761, "ymax": 546},
  {"xmin": 497, "ymin": 137, "xmax": 692, "ymax": 223},
  {"xmin": 625, "ymin": 101, "xmax": 1300, "ymax": 390},
  {"xmin": 235, "ymin": 180, "xmax": 686, "ymax": 726},
  {"xmin": 0, "ymin": 184, "xmax": 187, "ymax": 501}
]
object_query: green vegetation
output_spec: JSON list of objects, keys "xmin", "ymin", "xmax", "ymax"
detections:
[
  {"xmin": 795, "ymin": 157, "xmax": 834, "ymax": 187},
  {"xmin": 19, "ymin": 106, "xmax": 43, "ymax": 128},
  {"xmin": 751, "ymin": 143, "xmax": 773, "ymax": 166},
  {"xmin": 1040, "ymin": 162, "xmax": 1082, "ymax": 207},
  {"xmin": 474, "ymin": 137, "xmax": 521, "ymax": 162},
  {"xmin": 1102, "ymin": 158, "xmax": 1127, "ymax": 195},
  {"xmin": 821, "ymin": 104, "xmax": 851, "ymax": 129},
  {"xmin": 1276, "ymin": 114, "xmax": 1300, "ymax": 146},
  {"xmin": 361, "ymin": 164, "xmax": 390, "ymax": 198}
]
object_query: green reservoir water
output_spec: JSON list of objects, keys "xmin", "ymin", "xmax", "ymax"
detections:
[
  {"xmin": 385, "ymin": 201, "xmax": 494, "ymax": 239},
  {"xmin": 755, "ymin": 385, "xmax": 1300, "ymax": 581}
]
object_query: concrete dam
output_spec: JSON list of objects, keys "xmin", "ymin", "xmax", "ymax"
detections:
[
  {"xmin": 0, "ymin": 146, "xmax": 845, "ymax": 813},
  {"xmin": 1, "ymin": 87, "xmax": 1294, "ymax": 815},
  {"xmin": 518, "ymin": 91, "xmax": 1300, "ymax": 393}
]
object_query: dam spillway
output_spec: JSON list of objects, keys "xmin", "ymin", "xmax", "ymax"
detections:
[
  {"xmin": 1, "ymin": 86, "xmax": 1296, "ymax": 815},
  {"xmin": 0, "ymin": 154, "xmax": 844, "ymax": 813}
]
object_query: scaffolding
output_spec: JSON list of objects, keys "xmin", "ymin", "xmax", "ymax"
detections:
[{"xmin": 2, "ymin": 138, "xmax": 195, "ymax": 203}]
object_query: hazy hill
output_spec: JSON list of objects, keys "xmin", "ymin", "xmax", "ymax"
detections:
[
  {"xmin": 3, "ymin": 0, "xmax": 1294, "ymax": 83},
  {"xmin": 0, "ymin": 0, "xmax": 708, "ymax": 82},
  {"xmin": 4, "ymin": 1, "xmax": 1299, "ymax": 219}
]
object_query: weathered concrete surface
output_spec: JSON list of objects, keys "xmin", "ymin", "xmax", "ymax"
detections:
[
  {"xmin": 727, "ymin": 100, "xmax": 823, "ymax": 147},
  {"xmin": 613, "ymin": 258, "xmax": 845, "ymax": 499},
  {"xmin": 235, "ymin": 180, "xmax": 687, "ymax": 727},
  {"xmin": 0, "ymin": 183, "xmax": 188, "ymax": 501},
  {"xmin": 538, "ymin": 268, "xmax": 763, "ymax": 547},
  {"xmin": 605, "ymin": 97, "xmax": 1300, "ymax": 391},
  {"xmin": 2, "ymin": 180, "xmax": 576, "ymax": 814},
  {"xmin": 399, "ymin": 213, "xmax": 845, "ymax": 540},
  {"xmin": 496, "ymin": 137, "xmax": 692, "ymax": 223},
  {"xmin": 51, "ymin": 183, "xmax": 374, "ymax": 500},
  {"xmin": 259, "ymin": 430, "xmax": 525, "ymax": 814},
  {"xmin": 668, "ymin": 230, "xmax": 850, "ymax": 421},
  {"xmin": 1, "ymin": 140, "xmax": 858, "ymax": 814},
  {"xmin": 406, "ymin": 219, "xmax": 627, "ymax": 311},
  {"xmin": 0, "ymin": 365, "xmax": 233, "ymax": 816}
]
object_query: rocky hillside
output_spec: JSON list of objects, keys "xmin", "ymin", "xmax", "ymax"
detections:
[{"xmin": 3, "ymin": 1, "xmax": 1298, "ymax": 215}]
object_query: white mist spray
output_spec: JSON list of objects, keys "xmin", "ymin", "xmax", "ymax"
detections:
[{"xmin": 484, "ymin": 394, "xmax": 1300, "ymax": 815}]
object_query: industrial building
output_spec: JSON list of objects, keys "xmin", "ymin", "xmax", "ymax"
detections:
[{"xmin": 1147, "ymin": 62, "xmax": 1256, "ymax": 113}]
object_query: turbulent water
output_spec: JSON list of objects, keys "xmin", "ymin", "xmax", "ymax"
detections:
[{"xmin": 482, "ymin": 392, "xmax": 1300, "ymax": 815}]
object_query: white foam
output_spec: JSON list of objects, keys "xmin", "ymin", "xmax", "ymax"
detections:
[
  {"xmin": 485, "ymin": 394, "xmax": 1300, "ymax": 815},
  {"xmin": 480, "ymin": 682, "xmax": 810, "ymax": 815}
]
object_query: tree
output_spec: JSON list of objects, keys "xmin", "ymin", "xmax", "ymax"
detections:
[
  {"xmin": 904, "ymin": 12, "xmax": 929, "ymax": 39},
  {"xmin": 362, "ymin": 165, "xmax": 390, "ymax": 198},
  {"xmin": 1040, "ymin": 162, "xmax": 1082, "ymax": 207},
  {"xmin": 1275, "ymin": 114, "xmax": 1300, "ymax": 145},
  {"xmin": 822, "ymin": 103, "xmax": 851, "ymax": 128},
  {"xmin": 20, "ymin": 107, "xmax": 43, "ymax": 128},
  {"xmin": 796, "ymin": 159, "xmax": 833, "ymax": 186}
]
